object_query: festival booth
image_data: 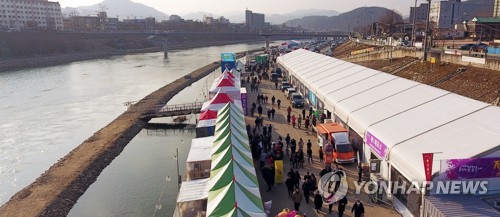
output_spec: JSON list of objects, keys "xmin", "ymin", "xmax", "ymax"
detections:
[
  {"xmin": 206, "ymin": 103, "xmax": 266, "ymax": 217},
  {"xmin": 196, "ymin": 110, "xmax": 218, "ymax": 138},
  {"xmin": 201, "ymin": 91, "xmax": 242, "ymax": 112},
  {"xmin": 208, "ymin": 77, "xmax": 241, "ymax": 100},
  {"xmin": 186, "ymin": 136, "xmax": 215, "ymax": 180},
  {"xmin": 174, "ymin": 178, "xmax": 210, "ymax": 217}
]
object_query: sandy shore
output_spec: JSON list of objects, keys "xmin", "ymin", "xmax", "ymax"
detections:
[{"xmin": 0, "ymin": 51, "xmax": 249, "ymax": 217}]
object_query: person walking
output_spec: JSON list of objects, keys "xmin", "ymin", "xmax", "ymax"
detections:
[
  {"xmin": 292, "ymin": 188, "xmax": 303, "ymax": 211},
  {"xmin": 291, "ymin": 115, "xmax": 296, "ymax": 128},
  {"xmin": 351, "ymin": 200, "xmax": 365, "ymax": 217},
  {"xmin": 307, "ymin": 146, "xmax": 313, "ymax": 164},
  {"xmin": 319, "ymin": 148, "xmax": 324, "ymax": 163},
  {"xmin": 277, "ymin": 99, "xmax": 281, "ymax": 109},
  {"xmin": 286, "ymin": 174, "xmax": 295, "ymax": 198},
  {"xmin": 267, "ymin": 108, "xmax": 271, "ymax": 120},
  {"xmin": 298, "ymin": 138, "xmax": 304, "ymax": 150},
  {"xmin": 287, "ymin": 106, "xmax": 292, "ymax": 116},
  {"xmin": 338, "ymin": 196, "xmax": 348, "ymax": 217},
  {"xmin": 271, "ymin": 95, "xmax": 276, "ymax": 105},
  {"xmin": 302, "ymin": 179, "xmax": 311, "ymax": 204},
  {"xmin": 357, "ymin": 163, "xmax": 363, "ymax": 183},
  {"xmin": 271, "ymin": 108, "xmax": 275, "ymax": 120},
  {"xmin": 257, "ymin": 104, "xmax": 263, "ymax": 117},
  {"xmin": 297, "ymin": 114, "xmax": 302, "ymax": 128},
  {"xmin": 302, "ymin": 108, "xmax": 306, "ymax": 119},
  {"xmin": 275, "ymin": 80, "xmax": 278, "ymax": 89},
  {"xmin": 314, "ymin": 191, "xmax": 323, "ymax": 213}
]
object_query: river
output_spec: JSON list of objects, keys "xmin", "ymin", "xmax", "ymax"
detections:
[{"xmin": 0, "ymin": 42, "xmax": 275, "ymax": 215}]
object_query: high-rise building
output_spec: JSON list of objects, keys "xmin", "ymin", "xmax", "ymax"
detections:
[
  {"xmin": 495, "ymin": 0, "xmax": 500, "ymax": 17},
  {"xmin": 244, "ymin": 9, "xmax": 265, "ymax": 30},
  {"xmin": 0, "ymin": 0, "xmax": 63, "ymax": 30},
  {"xmin": 410, "ymin": 3, "xmax": 429, "ymax": 25},
  {"xmin": 431, "ymin": 0, "xmax": 495, "ymax": 29}
]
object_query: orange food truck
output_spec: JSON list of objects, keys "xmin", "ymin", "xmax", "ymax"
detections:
[{"xmin": 317, "ymin": 122, "xmax": 355, "ymax": 164}]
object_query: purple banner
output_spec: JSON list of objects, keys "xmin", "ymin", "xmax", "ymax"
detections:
[
  {"xmin": 365, "ymin": 131, "xmax": 388, "ymax": 159},
  {"xmin": 440, "ymin": 158, "xmax": 500, "ymax": 180}
]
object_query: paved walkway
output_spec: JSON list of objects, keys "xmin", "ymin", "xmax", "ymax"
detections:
[{"xmin": 243, "ymin": 72, "xmax": 401, "ymax": 217}]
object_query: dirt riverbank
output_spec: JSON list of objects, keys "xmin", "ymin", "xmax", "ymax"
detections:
[{"xmin": 0, "ymin": 51, "xmax": 249, "ymax": 217}]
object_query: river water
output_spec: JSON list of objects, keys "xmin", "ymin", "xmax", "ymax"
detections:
[{"xmin": 0, "ymin": 42, "xmax": 273, "ymax": 215}]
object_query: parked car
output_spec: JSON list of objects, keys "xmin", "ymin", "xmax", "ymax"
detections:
[
  {"xmin": 291, "ymin": 93, "xmax": 304, "ymax": 108},
  {"xmin": 459, "ymin": 43, "xmax": 487, "ymax": 51},
  {"xmin": 281, "ymin": 81, "xmax": 290, "ymax": 91},
  {"xmin": 285, "ymin": 87, "xmax": 296, "ymax": 99}
]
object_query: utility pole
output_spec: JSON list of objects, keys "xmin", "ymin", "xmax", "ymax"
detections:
[
  {"xmin": 423, "ymin": 0, "xmax": 432, "ymax": 61},
  {"xmin": 412, "ymin": 0, "xmax": 418, "ymax": 46}
]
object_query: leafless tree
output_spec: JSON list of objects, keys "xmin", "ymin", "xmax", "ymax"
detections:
[{"xmin": 378, "ymin": 10, "xmax": 403, "ymax": 36}]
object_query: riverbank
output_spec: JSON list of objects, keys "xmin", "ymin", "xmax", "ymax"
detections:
[
  {"xmin": 0, "ymin": 51, "xmax": 250, "ymax": 217},
  {"xmin": 0, "ymin": 39, "xmax": 263, "ymax": 72}
]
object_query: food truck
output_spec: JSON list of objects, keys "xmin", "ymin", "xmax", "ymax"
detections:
[{"xmin": 317, "ymin": 122, "xmax": 355, "ymax": 164}]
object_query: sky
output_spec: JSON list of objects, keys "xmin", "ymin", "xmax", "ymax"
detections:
[{"xmin": 56, "ymin": 0, "xmax": 418, "ymax": 16}]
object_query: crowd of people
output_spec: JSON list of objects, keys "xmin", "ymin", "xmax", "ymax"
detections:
[{"xmin": 244, "ymin": 54, "xmax": 365, "ymax": 217}]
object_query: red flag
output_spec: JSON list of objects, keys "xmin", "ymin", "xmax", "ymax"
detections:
[{"xmin": 422, "ymin": 153, "xmax": 434, "ymax": 182}]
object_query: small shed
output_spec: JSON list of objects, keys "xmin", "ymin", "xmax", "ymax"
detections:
[{"xmin": 175, "ymin": 178, "xmax": 210, "ymax": 217}]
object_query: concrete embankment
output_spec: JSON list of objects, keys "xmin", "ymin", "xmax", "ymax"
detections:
[{"xmin": 0, "ymin": 51, "xmax": 249, "ymax": 217}]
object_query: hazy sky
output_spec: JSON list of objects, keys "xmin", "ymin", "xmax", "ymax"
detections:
[{"xmin": 57, "ymin": 0, "xmax": 418, "ymax": 16}]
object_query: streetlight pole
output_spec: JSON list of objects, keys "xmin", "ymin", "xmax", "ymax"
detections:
[
  {"xmin": 423, "ymin": 0, "xmax": 432, "ymax": 61},
  {"xmin": 412, "ymin": 0, "xmax": 418, "ymax": 46},
  {"xmin": 176, "ymin": 147, "xmax": 180, "ymax": 189}
]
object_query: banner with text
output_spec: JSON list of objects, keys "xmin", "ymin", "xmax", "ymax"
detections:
[
  {"xmin": 422, "ymin": 153, "xmax": 434, "ymax": 182},
  {"xmin": 440, "ymin": 158, "xmax": 500, "ymax": 180},
  {"xmin": 365, "ymin": 131, "xmax": 388, "ymax": 159}
]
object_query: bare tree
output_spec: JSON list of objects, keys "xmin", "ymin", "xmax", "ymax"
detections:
[{"xmin": 378, "ymin": 10, "xmax": 403, "ymax": 36}]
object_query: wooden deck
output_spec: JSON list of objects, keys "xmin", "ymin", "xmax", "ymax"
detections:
[{"xmin": 141, "ymin": 102, "xmax": 203, "ymax": 119}]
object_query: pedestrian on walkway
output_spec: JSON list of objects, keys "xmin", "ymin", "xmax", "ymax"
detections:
[
  {"xmin": 293, "ymin": 170, "xmax": 301, "ymax": 188},
  {"xmin": 357, "ymin": 163, "xmax": 363, "ymax": 183},
  {"xmin": 257, "ymin": 104, "xmax": 263, "ymax": 117},
  {"xmin": 286, "ymin": 174, "xmax": 294, "ymax": 198},
  {"xmin": 261, "ymin": 165, "xmax": 274, "ymax": 192},
  {"xmin": 302, "ymin": 179, "xmax": 311, "ymax": 204},
  {"xmin": 287, "ymin": 114, "xmax": 291, "ymax": 124},
  {"xmin": 285, "ymin": 134, "xmax": 291, "ymax": 148},
  {"xmin": 271, "ymin": 108, "xmax": 276, "ymax": 120},
  {"xmin": 309, "ymin": 107, "xmax": 313, "ymax": 117},
  {"xmin": 291, "ymin": 115, "xmax": 296, "ymax": 128},
  {"xmin": 290, "ymin": 138, "xmax": 297, "ymax": 154},
  {"xmin": 265, "ymin": 95, "xmax": 268, "ymax": 104},
  {"xmin": 267, "ymin": 108, "xmax": 271, "ymax": 120},
  {"xmin": 298, "ymin": 149, "xmax": 304, "ymax": 168},
  {"xmin": 312, "ymin": 116, "xmax": 317, "ymax": 128},
  {"xmin": 338, "ymin": 196, "xmax": 348, "ymax": 217},
  {"xmin": 314, "ymin": 191, "xmax": 323, "ymax": 213},
  {"xmin": 275, "ymin": 80, "xmax": 278, "ymax": 89},
  {"xmin": 319, "ymin": 148, "xmax": 324, "ymax": 163},
  {"xmin": 287, "ymin": 106, "xmax": 292, "ymax": 116},
  {"xmin": 277, "ymin": 99, "xmax": 281, "ymax": 109},
  {"xmin": 292, "ymin": 188, "xmax": 303, "ymax": 211},
  {"xmin": 351, "ymin": 200, "xmax": 365, "ymax": 217},
  {"xmin": 298, "ymin": 138, "xmax": 304, "ymax": 150},
  {"xmin": 307, "ymin": 146, "xmax": 313, "ymax": 164},
  {"xmin": 297, "ymin": 114, "xmax": 302, "ymax": 128},
  {"xmin": 271, "ymin": 95, "xmax": 275, "ymax": 105},
  {"xmin": 302, "ymin": 108, "xmax": 306, "ymax": 119}
]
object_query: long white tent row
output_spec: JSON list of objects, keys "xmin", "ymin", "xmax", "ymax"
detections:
[{"xmin": 277, "ymin": 49, "xmax": 500, "ymax": 217}]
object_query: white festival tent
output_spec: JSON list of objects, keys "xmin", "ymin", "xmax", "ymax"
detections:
[
  {"xmin": 277, "ymin": 49, "xmax": 500, "ymax": 188},
  {"xmin": 209, "ymin": 77, "xmax": 241, "ymax": 100}
]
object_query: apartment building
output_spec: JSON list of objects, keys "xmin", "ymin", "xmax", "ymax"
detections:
[{"xmin": 0, "ymin": 0, "xmax": 63, "ymax": 30}]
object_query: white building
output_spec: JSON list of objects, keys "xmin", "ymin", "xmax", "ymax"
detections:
[
  {"xmin": 0, "ymin": 0, "xmax": 63, "ymax": 30},
  {"xmin": 431, "ymin": 0, "xmax": 495, "ymax": 29}
]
